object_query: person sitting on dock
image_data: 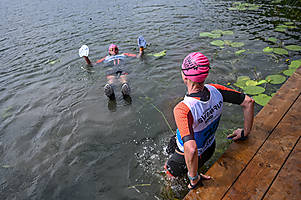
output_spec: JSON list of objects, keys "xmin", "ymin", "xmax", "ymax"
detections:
[
  {"xmin": 79, "ymin": 36, "xmax": 146, "ymax": 100},
  {"xmin": 164, "ymin": 52, "xmax": 254, "ymax": 190}
]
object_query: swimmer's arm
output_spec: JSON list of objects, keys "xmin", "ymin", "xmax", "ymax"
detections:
[
  {"xmin": 83, "ymin": 56, "xmax": 106, "ymax": 66},
  {"xmin": 123, "ymin": 47, "xmax": 144, "ymax": 58}
]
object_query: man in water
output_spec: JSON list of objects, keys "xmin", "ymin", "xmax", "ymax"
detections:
[
  {"xmin": 164, "ymin": 52, "xmax": 254, "ymax": 190},
  {"xmin": 82, "ymin": 39, "xmax": 145, "ymax": 100}
]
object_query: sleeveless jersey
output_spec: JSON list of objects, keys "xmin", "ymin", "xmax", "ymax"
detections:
[{"xmin": 176, "ymin": 84, "xmax": 223, "ymax": 155}]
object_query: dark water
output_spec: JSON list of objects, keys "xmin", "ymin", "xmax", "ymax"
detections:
[{"xmin": 0, "ymin": 0, "xmax": 300, "ymax": 199}]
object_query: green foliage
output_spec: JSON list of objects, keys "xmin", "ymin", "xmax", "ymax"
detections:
[
  {"xmin": 265, "ymin": 74, "xmax": 286, "ymax": 84},
  {"xmin": 243, "ymin": 86, "xmax": 265, "ymax": 95},
  {"xmin": 210, "ymin": 40, "xmax": 225, "ymax": 47},
  {"xmin": 253, "ymin": 94, "xmax": 272, "ymax": 106},
  {"xmin": 285, "ymin": 45, "xmax": 301, "ymax": 51}
]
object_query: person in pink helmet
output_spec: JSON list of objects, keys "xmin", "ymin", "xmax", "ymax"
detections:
[
  {"xmin": 82, "ymin": 42, "xmax": 144, "ymax": 100},
  {"xmin": 164, "ymin": 52, "xmax": 254, "ymax": 190}
]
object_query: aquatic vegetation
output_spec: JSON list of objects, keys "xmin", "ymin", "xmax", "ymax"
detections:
[
  {"xmin": 210, "ymin": 40, "xmax": 225, "ymax": 47},
  {"xmin": 265, "ymin": 74, "xmax": 286, "ymax": 84},
  {"xmin": 199, "ymin": 30, "xmax": 234, "ymax": 39},
  {"xmin": 274, "ymin": 24, "xmax": 297, "ymax": 32},
  {"xmin": 235, "ymin": 49, "xmax": 246, "ymax": 55},
  {"xmin": 148, "ymin": 50, "xmax": 167, "ymax": 57},
  {"xmin": 263, "ymin": 47, "xmax": 288, "ymax": 55},
  {"xmin": 267, "ymin": 37, "xmax": 278, "ymax": 43},
  {"xmin": 285, "ymin": 45, "xmax": 301, "ymax": 51},
  {"xmin": 228, "ymin": 2, "xmax": 262, "ymax": 11},
  {"xmin": 243, "ymin": 85, "xmax": 265, "ymax": 95},
  {"xmin": 252, "ymin": 94, "xmax": 272, "ymax": 106},
  {"xmin": 283, "ymin": 59, "xmax": 301, "ymax": 76},
  {"xmin": 230, "ymin": 42, "xmax": 245, "ymax": 48}
]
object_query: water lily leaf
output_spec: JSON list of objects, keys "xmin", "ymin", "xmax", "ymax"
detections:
[
  {"xmin": 284, "ymin": 22, "xmax": 294, "ymax": 25},
  {"xmin": 210, "ymin": 33, "xmax": 222, "ymax": 38},
  {"xmin": 283, "ymin": 69, "xmax": 296, "ymax": 76},
  {"xmin": 285, "ymin": 45, "xmax": 301, "ymax": 51},
  {"xmin": 235, "ymin": 49, "xmax": 246, "ymax": 55},
  {"xmin": 199, "ymin": 32, "xmax": 214, "ymax": 37},
  {"xmin": 275, "ymin": 28, "xmax": 286, "ymax": 32},
  {"xmin": 224, "ymin": 40, "xmax": 232, "ymax": 46},
  {"xmin": 253, "ymin": 94, "xmax": 272, "ymax": 106},
  {"xmin": 287, "ymin": 25, "xmax": 297, "ymax": 29},
  {"xmin": 273, "ymin": 48, "xmax": 288, "ymax": 55},
  {"xmin": 234, "ymin": 76, "xmax": 250, "ymax": 89},
  {"xmin": 265, "ymin": 74, "xmax": 286, "ymax": 84},
  {"xmin": 257, "ymin": 80, "xmax": 267, "ymax": 85},
  {"xmin": 230, "ymin": 42, "xmax": 244, "ymax": 48},
  {"xmin": 263, "ymin": 47, "xmax": 273, "ymax": 53},
  {"xmin": 246, "ymin": 80, "xmax": 258, "ymax": 86},
  {"xmin": 210, "ymin": 40, "xmax": 225, "ymax": 47},
  {"xmin": 223, "ymin": 30, "xmax": 234, "ymax": 35},
  {"xmin": 267, "ymin": 37, "xmax": 277, "ymax": 43},
  {"xmin": 243, "ymin": 86, "xmax": 265, "ymax": 95},
  {"xmin": 49, "ymin": 59, "xmax": 60, "ymax": 65},
  {"xmin": 276, "ymin": 25, "xmax": 289, "ymax": 29},
  {"xmin": 289, "ymin": 60, "xmax": 301, "ymax": 69},
  {"xmin": 152, "ymin": 50, "xmax": 166, "ymax": 57}
]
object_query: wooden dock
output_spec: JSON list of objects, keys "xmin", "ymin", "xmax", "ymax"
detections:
[{"xmin": 184, "ymin": 66, "xmax": 301, "ymax": 200}]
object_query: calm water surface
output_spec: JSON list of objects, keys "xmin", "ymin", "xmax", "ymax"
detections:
[{"xmin": 0, "ymin": 0, "xmax": 300, "ymax": 199}]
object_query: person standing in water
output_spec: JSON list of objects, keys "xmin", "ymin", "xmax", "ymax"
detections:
[
  {"xmin": 81, "ymin": 36, "xmax": 145, "ymax": 100},
  {"xmin": 164, "ymin": 52, "xmax": 254, "ymax": 190}
]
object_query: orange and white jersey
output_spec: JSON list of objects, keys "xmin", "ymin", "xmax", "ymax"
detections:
[{"xmin": 175, "ymin": 84, "xmax": 223, "ymax": 155}]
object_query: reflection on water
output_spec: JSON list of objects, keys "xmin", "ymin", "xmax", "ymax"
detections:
[{"xmin": 0, "ymin": 0, "xmax": 300, "ymax": 199}]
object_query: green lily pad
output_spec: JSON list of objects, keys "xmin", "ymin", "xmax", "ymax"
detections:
[
  {"xmin": 289, "ymin": 60, "xmax": 301, "ymax": 69},
  {"xmin": 235, "ymin": 49, "xmax": 246, "ymax": 55},
  {"xmin": 283, "ymin": 69, "xmax": 296, "ymax": 76},
  {"xmin": 234, "ymin": 76, "xmax": 250, "ymax": 89},
  {"xmin": 230, "ymin": 42, "xmax": 244, "ymax": 48},
  {"xmin": 199, "ymin": 32, "xmax": 214, "ymax": 37},
  {"xmin": 267, "ymin": 37, "xmax": 277, "ymax": 43},
  {"xmin": 152, "ymin": 50, "xmax": 167, "ymax": 57},
  {"xmin": 210, "ymin": 40, "xmax": 225, "ymax": 47},
  {"xmin": 223, "ymin": 30, "xmax": 234, "ymax": 35},
  {"xmin": 263, "ymin": 47, "xmax": 273, "ymax": 53},
  {"xmin": 275, "ymin": 28, "xmax": 286, "ymax": 32},
  {"xmin": 253, "ymin": 94, "xmax": 272, "ymax": 106},
  {"xmin": 284, "ymin": 22, "xmax": 294, "ymax": 25},
  {"xmin": 285, "ymin": 45, "xmax": 301, "ymax": 51},
  {"xmin": 273, "ymin": 48, "xmax": 289, "ymax": 55},
  {"xmin": 265, "ymin": 74, "xmax": 286, "ymax": 84},
  {"xmin": 224, "ymin": 40, "xmax": 232, "ymax": 46},
  {"xmin": 243, "ymin": 86, "xmax": 265, "ymax": 95},
  {"xmin": 257, "ymin": 80, "xmax": 267, "ymax": 85},
  {"xmin": 246, "ymin": 80, "xmax": 258, "ymax": 86}
]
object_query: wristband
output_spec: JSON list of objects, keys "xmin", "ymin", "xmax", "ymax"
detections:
[{"xmin": 239, "ymin": 130, "xmax": 248, "ymax": 141}]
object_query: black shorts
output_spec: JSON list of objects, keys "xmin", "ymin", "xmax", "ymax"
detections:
[{"xmin": 165, "ymin": 141, "xmax": 216, "ymax": 177}]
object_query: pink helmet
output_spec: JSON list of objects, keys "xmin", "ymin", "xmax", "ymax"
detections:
[
  {"xmin": 108, "ymin": 44, "xmax": 118, "ymax": 54},
  {"xmin": 181, "ymin": 52, "xmax": 210, "ymax": 83}
]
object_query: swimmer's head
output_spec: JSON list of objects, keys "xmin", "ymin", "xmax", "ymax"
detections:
[
  {"xmin": 108, "ymin": 44, "xmax": 119, "ymax": 55},
  {"xmin": 181, "ymin": 52, "xmax": 210, "ymax": 83}
]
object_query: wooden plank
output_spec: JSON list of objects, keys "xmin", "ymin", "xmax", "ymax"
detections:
[
  {"xmin": 184, "ymin": 66, "xmax": 301, "ymax": 200},
  {"xmin": 222, "ymin": 96, "xmax": 301, "ymax": 200},
  {"xmin": 263, "ymin": 137, "xmax": 301, "ymax": 200}
]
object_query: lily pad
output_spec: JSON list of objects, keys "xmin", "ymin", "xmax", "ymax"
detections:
[
  {"xmin": 152, "ymin": 50, "xmax": 167, "ymax": 57},
  {"xmin": 265, "ymin": 74, "xmax": 286, "ymax": 84},
  {"xmin": 234, "ymin": 76, "xmax": 250, "ymax": 89},
  {"xmin": 243, "ymin": 86, "xmax": 265, "ymax": 95},
  {"xmin": 283, "ymin": 69, "xmax": 296, "ymax": 76},
  {"xmin": 263, "ymin": 47, "xmax": 273, "ymax": 53},
  {"xmin": 273, "ymin": 48, "xmax": 289, "ymax": 55},
  {"xmin": 235, "ymin": 49, "xmax": 246, "ymax": 55},
  {"xmin": 267, "ymin": 37, "xmax": 277, "ymax": 43},
  {"xmin": 230, "ymin": 42, "xmax": 244, "ymax": 48},
  {"xmin": 284, "ymin": 22, "xmax": 294, "ymax": 25},
  {"xmin": 199, "ymin": 32, "xmax": 214, "ymax": 37},
  {"xmin": 253, "ymin": 94, "xmax": 272, "ymax": 106},
  {"xmin": 275, "ymin": 28, "xmax": 286, "ymax": 32},
  {"xmin": 289, "ymin": 60, "xmax": 301, "ymax": 69},
  {"xmin": 224, "ymin": 40, "xmax": 232, "ymax": 46},
  {"xmin": 210, "ymin": 40, "xmax": 225, "ymax": 47},
  {"xmin": 223, "ymin": 30, "xmax": 234, "ymax": 35},
  {"xmin": 285, "ymin": 45, "xmax": 301, "ymax": 51},
  {"xmin": 246, "ymin": 80, "xmax": 258, "ymax": 86}
]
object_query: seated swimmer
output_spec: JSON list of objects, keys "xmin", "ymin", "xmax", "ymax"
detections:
[{"xmin": 82, "ymin": 40, "xmax": 145, "ymax": 100}]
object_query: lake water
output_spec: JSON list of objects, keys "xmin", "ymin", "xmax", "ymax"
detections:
[{"xmin": 0, "ymin": 0, "xmax": 300, "ymax": 199}]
